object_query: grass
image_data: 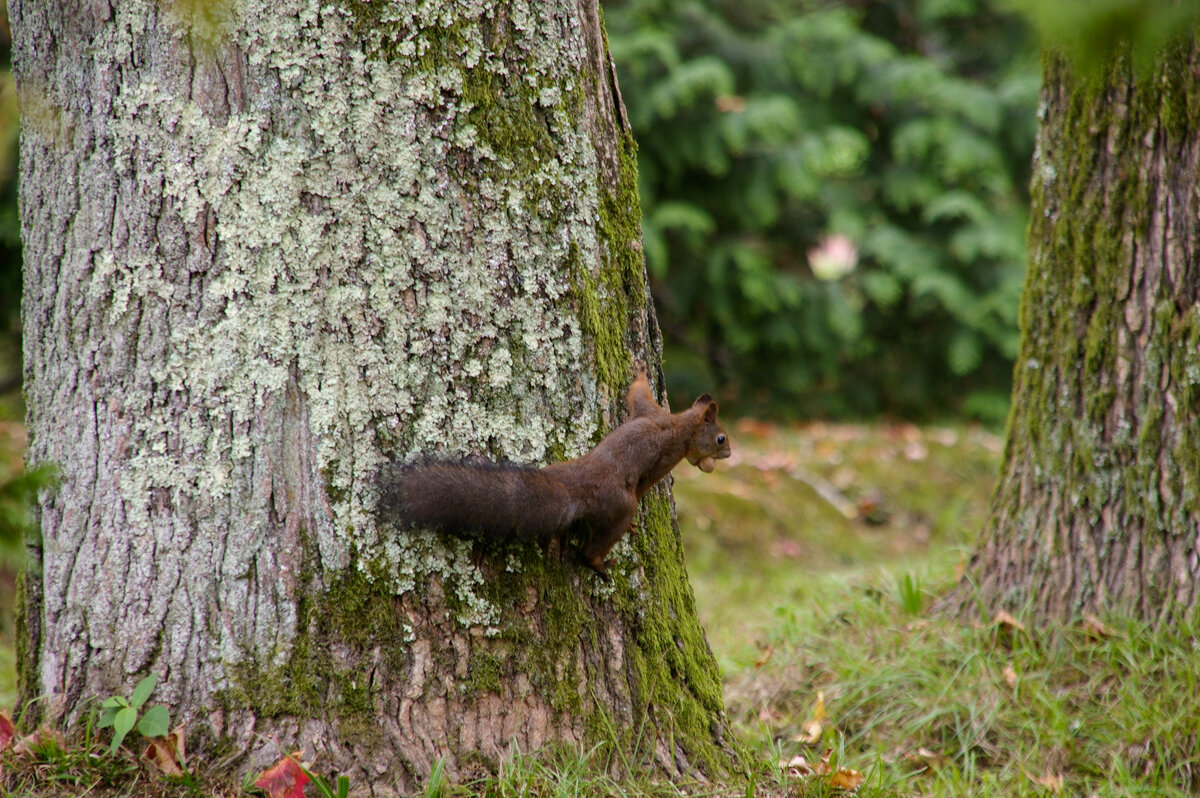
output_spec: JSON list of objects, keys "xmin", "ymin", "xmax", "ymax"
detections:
[
  {"xmin": 673, "ymin": 419, "xmax": 1000, "ymax": 669},
  {"xmin": 2, "ymin": 419, "xmax": 1199, "ymax": 795}
]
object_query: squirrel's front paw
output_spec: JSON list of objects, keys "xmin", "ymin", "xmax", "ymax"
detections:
[{"xmin": 583, "ymin": 553, "xmax": 616, "ymax": 580}]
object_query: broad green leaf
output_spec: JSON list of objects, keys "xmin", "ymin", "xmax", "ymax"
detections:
[
  {"xmin": 137, "ymin": 705, "xmax": 171, "ymax": 738},
  {"xmin": 96, "ymin": 707, "xmax": 119, "ymax": 729},
  {"xmin": 100, "ymin": 695, "xmax": 125, "ymax": 709},
  {"xmin": 129, "ymin": 674, "xmax": 158, "ymax": 709},
  {"xmin": 110, "ymin": 706, "xmax": 137, "ymax": 753}
]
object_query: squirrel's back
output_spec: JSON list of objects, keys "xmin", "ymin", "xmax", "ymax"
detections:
[{"xmin": 379, "ymin": 461, "xmax": 582, "ymax": 538}]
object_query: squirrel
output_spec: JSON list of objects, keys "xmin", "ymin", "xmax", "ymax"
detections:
[{"xmin": 378, "ymin": 363, "xmax": 731, "ymax": 575}]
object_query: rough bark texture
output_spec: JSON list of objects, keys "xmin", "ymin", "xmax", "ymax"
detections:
[
  {"xmin": 15, "ymin": 0, "xmax": 740, "ymax": 790},
  {"xmin": 948, "ymin": 37, "xmax": 1200, "ymax": 623}
]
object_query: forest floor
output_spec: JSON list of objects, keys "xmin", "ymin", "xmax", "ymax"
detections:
[{"xmin": 2, "ymin": 419, "xmax": 1199, "ymax": 796}]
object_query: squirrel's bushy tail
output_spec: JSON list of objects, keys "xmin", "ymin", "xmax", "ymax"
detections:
[{"xmin": 379, "ymin": 461, "xmax": 580, "ymax": 538}]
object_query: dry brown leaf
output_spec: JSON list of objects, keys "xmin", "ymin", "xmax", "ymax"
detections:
[
  {"xmin": 796, "ymin": 691, "xmax": 827, "ymax": 744},
  {"xmin": 144, "ymin": 739, "xmax": 184, "ymax": 777},
  {"xmin": 1083, "ymin": 613, "xmax": 1113, "ymax": 639},
  {"xmin": 785, "ymin": 746, "xmax": 865, "ymax": 791},
  {"xmin": 782, "ymin": 754, "xmax": 814, "ymax": 778},
  {"xmin": 753, "ymin": 644, "xmax": 774, "ymax": 668},
  {"xmin": 994, "ymin": 609, "xmax": 1027, "ymax": 633},
  {"xmin": 1028, "ymin": 769, "xmax": 1064, "ymax": 793},
  {"xmin": 797, "ymin": 719, "xmax": 823, "ymax": 744},
  {"xmin": 829, "ymin": 768, "xmax": 865, "ymax": 791},
  {"xmin": 1003, "ymin": 663, "xmax": 1018, "ymax": 688},
  {"xmin": 12, "ymin": 728, "xmax": 65, "ymax": 756},
  {"xmin": 757, "ymin": 705, "xmax": 782, "ymax": 724},
  {"xmin": 142, "ymin": 725, "xmax": 187, "ymax": 777},
  {"xmin": 904, "ymin": 747, "xmax": 946, "ymax": 771}
]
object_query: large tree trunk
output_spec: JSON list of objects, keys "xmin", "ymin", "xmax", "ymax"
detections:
[
  {"xmin": 15, "ymin": 0, "xmax": 740, "ymax": 790},
  {"xmin": 948, "ymin": 36, "xmax": 1200, "ymax": 623}
]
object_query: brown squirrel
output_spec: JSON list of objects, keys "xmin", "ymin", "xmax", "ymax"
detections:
[{"xmin": 379, "ymin": 364, "xmax": 731, "ymax": 575}]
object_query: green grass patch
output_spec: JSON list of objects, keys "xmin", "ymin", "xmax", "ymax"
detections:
[
  {"xmin": 2, "ymin": 420, "xmax": 1198, "ymax": 796},
  {"xmin": 724, "ymin": 570, "xmax": 1200, "ymax": 797},
  {"xmin": 673, "ymin": 419, "xmax": 1001, "ymax": 668}
]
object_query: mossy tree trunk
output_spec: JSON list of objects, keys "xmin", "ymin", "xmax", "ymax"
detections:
[
  {"xmin": 948, "ymin": 36, "xmax": 1200, "ymax": 624},
  {"xmin": 15, "ymin": 0, "xmax": 740, "ymax": 790}
]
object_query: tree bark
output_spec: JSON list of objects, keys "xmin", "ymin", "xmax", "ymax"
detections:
[
  {"xmin": 15, "ymin": 0, "xmax": 740, "ymax": 790},
  {"xmin": 947, "ymin": 36, "xmax": 1200, "ymax": 624}
]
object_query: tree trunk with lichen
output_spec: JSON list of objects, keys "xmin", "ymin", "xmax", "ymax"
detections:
[
  {"xmin": 15, "ymin": 0, "xmax": 741, "ymax": 790},
  {"xmin": 946, "ymin": 37, "xmax": 1200, "ymax": 624}
]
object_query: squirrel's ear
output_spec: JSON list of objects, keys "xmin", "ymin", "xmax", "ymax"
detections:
[
  {"xmin": 703, "ymin": 400, "xmax": 719, "ymax": 423},
  {"xmin": 692, "ymin": 393, "xmax": 712, "ymax": 408}
]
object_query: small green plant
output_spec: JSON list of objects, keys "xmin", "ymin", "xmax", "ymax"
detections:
[
  {"xmin": 897, "ymin": 572, "xmax": 922, "ymax": 615},
  {"xmin": 424, "ymin": 756, "xmax": 447, "ymax": 798},
  {"xmin": 301, "ymin": 764, "xmax": 350, "ymax": 798},
  {"xmin": 96, "ymin": 673, "xmax": 170, "ymax": 754}
]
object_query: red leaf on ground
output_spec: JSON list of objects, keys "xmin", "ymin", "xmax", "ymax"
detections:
[
  {"xmin": 0, "ymin": 710, "xmax": 14, "ymax": 751},
  {"xmin": 254, "ymin": 754, "xmax": 310, "ymax": 798}
]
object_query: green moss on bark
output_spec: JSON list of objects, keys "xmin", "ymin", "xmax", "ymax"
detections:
[{"xmin": 958, "ymin": 36, "xmax": 1200, "ymax": 622}]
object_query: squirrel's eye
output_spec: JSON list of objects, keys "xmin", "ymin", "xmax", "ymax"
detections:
[{"xmin": 717, "ymin": 434, "xmax": 726, "ymax": 445}]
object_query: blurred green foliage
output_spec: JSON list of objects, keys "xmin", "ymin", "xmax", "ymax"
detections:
[
  {"xmin": 604, "ymin": 0, "xmax": 1040, "ymax": 419},
  {"xmin": 0, "ymin": 461, "xmax": 53, "ymax": 559},
  {"xmin": 1015, "ymin": 0, "xmax": 1200, "ymax": 73}
]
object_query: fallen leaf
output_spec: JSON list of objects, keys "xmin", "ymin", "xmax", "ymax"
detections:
[
  {"xmin": 0, "ymin": 710, "xmax": 13, "ymax": 752},
  {"xmin": 782, "ymin": 754, "xmax": 814, "ymax": 778},
  {"xmin": 1083, "ymin": 613, "xmax": 1113, "ymax": 639},
  {"xmin": 796, "ymin": 691, "xmax": 826, "ymax": 744},
  {"xmin": 1003, "ymin": 663, "xmax": 1018, "ymax": 688},
  {"xmin": 904, "ymin": 747, "xmax": 945, "ymax": 771},
  {"xmin": 144, "ymin": 739, "xmax": 184, "ymax": 776},
  {"xmin": 1028, "ymin": 769, "xmax": 1063, "ymax": 793},
  {"xmin": 254, "ymin": 753, "xmax": 311, "ymax": 798},
  {"xmin": 829, "ymin": 767, "xmax": 865, "ymax": 791},
  {"xmin": 797, "ymin": 719, "xmax": 823, "ymax": 744},
  {"xmin": 994, "ymin": 609, "xmax": 1027, "ymax": 633},
  {"xmin": 12, "ymin": 728, "xmax": 65, "ymax": 756},
  {"xmin": 143, "ymin": 725, "xmax": 186, "ymax": 777},
  {"xmin": 757, "ymin": 705, "xmax": 782, "ymax": 724},
  {"xmin": 753, "ymin": 644, "xmax": 774, "ymax": 668}
]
